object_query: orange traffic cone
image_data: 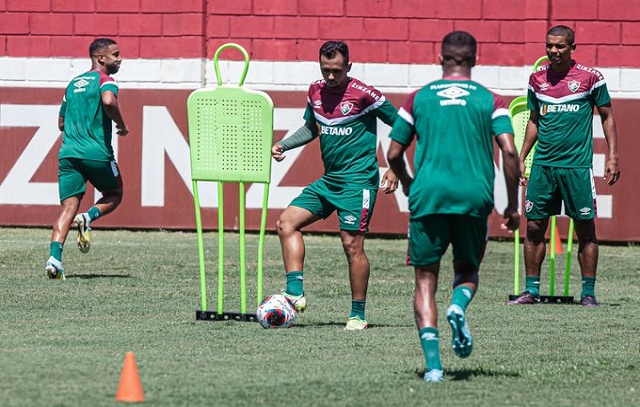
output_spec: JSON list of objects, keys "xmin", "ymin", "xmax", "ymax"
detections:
[
  {"xmin": 547, "ymin": 225, "xmax": 564, "ymax": 254},
  {"xmin": 115, "ymin": 352, "xmax": 145, "ymax": 403}
]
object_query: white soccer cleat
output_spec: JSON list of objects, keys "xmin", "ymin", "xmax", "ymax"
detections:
[
  {"xmin": 45, "ymin": 256, "xmax": 65, "ymax": 281},
  {"xmin": 74, "ymin": 213, "xmax": 91, "ymax": 253},
  {"xmin": 281, "ymin": 292, "xmax": 307, "ymax": 313}
]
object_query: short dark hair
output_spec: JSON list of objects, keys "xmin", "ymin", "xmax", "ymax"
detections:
[
  {"xmin": 441, "ymin": 31, "xmax": 477, "ymax": 66},
  {"xmin": 89, "ymin": 38, "xmax": 117, "ymax": 57},
  {"xmin": 547, "ymin": 25, "xmax": 575, "ymax": 45},
  {"xmin": 319, "ymin": 41, "xmax": 349, "ymax": 64}
]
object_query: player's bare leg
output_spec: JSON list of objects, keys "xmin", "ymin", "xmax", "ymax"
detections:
[
  {"xmin": 47, "ymin": 195, "xmax": 81, "ymax": 280},
  {"xmin": 275, "ymin": 206, "xmax": 320, "ymax": 312},
  {"xmin": 574, "ymin": 219, "xmax": 599, "ymax": 306},
  {"xmin": 341, "ymin": 231, "xmax": 370, "ymax": 330},
  {"xmin": 51, "ymin": 195, "xmax": 81, "ymax": 245},
  {"xmin": 340, "ymin": 231, "xmax": 369, "ymax": 300}
]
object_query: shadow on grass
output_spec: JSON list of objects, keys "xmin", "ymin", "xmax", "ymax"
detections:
[
  {"xmin": 415, "ymin": 367, "xmax": 520, "ymax": 381},
  {"xmin": 293, "ymin": 322, "xmax": 413, "ymax": 328},
  {"xmin": 66, "ymin": 274, "xmax": 132, "ymax": 279}
]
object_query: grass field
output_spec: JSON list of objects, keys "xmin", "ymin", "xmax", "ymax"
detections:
[{"xmin": 1, "ymin": 227, "xmax": 639, "ymax": 407}]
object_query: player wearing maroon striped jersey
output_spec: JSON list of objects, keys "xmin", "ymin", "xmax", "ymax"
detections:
[
  {"xmin": 388, "ymin": 31, "xmax": 520, "ymax": 383},
  {"xmin": 508, "ymin": 26, "xmax": 620, "ymax": 307},
  {"xmin": 271, "ymin": 41, "xmax": 398, "ymax": 331}
]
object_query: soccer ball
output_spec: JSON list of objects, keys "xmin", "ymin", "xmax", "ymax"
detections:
[{"xmin": 256, "ymin": 294, "xmax": 297, "ymax": 329}]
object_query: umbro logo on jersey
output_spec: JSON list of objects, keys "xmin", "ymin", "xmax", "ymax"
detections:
[
  {"xmin": 313, "ymin": 100, "xmax": 322, "ymax": 109},
  {"xmin": 540, "ymin": 83, "xmax": 549, "ymax": 91},
  {"xmin": 73, "ymin": 79, "xmax": 89, "ymax": 93},
  {"xmin": 436, "ymin": 86, "xmax": 469, "ymax": 106},
  {"xmin": 343, "ymin": 215, "xmax": 357, "ymax": 225},
  {"xmin": 568, "ymin": 80, "xmax": 581, "ymax": 92},
  {"xmin": 340, "ymin": 101, "xmax": 353, "ymax": 115}
]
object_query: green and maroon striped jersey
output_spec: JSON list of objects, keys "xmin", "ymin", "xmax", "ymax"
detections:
[
  {"xmin": 527, "ymin": 61, "xmax": 611, "ymax": 168},
  {"xmin": 390, "ymin": 77, "xmax": 513, "ymax": 219},
  {"xmin": 303, "ymin": 77, "xmax": 397, "ymax": 189},
  {"xmin": 58, "ymin": 70, "xmax": 119, "ymax": 161}
]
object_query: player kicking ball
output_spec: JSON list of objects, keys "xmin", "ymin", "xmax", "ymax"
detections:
[{"xmin": 271, "ymin": 41, "xmax": 398, "ymax": 330}]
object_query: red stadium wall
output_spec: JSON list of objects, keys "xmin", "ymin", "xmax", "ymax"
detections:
[
  {"xmin": 1, "ymin": 1, "xmax": 639, "ymax": 241},
  {"xmin": 1, "ymin": 87, "xmax": 638, "ymax": 242},
  {"xmin": 1, "ymin": 0, "xmax": 639, "ymax": 66}
]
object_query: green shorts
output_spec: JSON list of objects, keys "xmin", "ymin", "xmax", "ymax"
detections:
[
  {"xmin": 525, "ymin": 165, "xmax": 596, "ymax": 220},
  {"xmin": 58, "ymin": 158, "xmax": 122, "ymax": 201},
  {"xmin": 407, "ymin": 215, "xmax": 488, "ymax": 269},
  {"xmin": 290, "ymin": 178, "xmax": 378, "ymax": 232}
]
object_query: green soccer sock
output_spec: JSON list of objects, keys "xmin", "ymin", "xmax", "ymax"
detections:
[
  {"xmin": 525, "ymin": 276, "xmax": 540, "ymax": 297},
  {"xmin": 285, "ymin": 271, "xmax": 304, "ymax": 296},
  {"xmin": 349, "ymin": 299, "xmax": 366, "ymax": 320},
  {"xmin": 581, "ymin": 276, "xmax": 596, "ymax": 298},
  {"xmin": 451, "ymin": 285, "xmax": 474, "ymax": 312},
  {"xmin": 50, "ymin": 241, "xmax": 63, "ymax": 262},
  {"xmin": 419, "ymin": 327, "xmax": 442, "ymax": 371},
  {"xmin": 87, "ymin": 206, "xmax": 102, "ymax": 222}
]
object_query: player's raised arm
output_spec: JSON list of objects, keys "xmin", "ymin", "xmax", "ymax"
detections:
[{"xmin": 271, "ymin": 122, "xmax": 318, "ymax": 162}]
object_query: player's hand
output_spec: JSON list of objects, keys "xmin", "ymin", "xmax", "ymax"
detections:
[
  {"xmin": 380, "ymin": 169, "xmax": 399, "ymax": 194},
  {"xmin": 116, "ymin": 125, "xmax": 129, "ymax": 136},
  {"xmin": 604, "ymin": 158, "xmax": 620, "ymax": 186},
  {"xmin": 272, "ymin": 144, "xmax": 285, "ymax": 162},
  {"xmin": 501, "ymin": 206, "xmax": 520, "ymax": 232}
]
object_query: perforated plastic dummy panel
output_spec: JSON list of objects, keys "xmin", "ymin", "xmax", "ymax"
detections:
[
  {"xmin": 187, "ymin": 86, "xmax": 274, "ymax": 183},
  {"xmin": 509, "ymin": 96, "xmax": 536, "ymax": 177}
]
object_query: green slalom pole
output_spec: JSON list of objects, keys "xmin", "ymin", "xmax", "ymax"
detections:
[
  {"xmin": 549, "ymin": 216, "xmax": 557, "ymax": 296},
  {"xmin": 514, "ymin": 228, "xmax": 520, "ymax": 294},
  {"xmin": 193, "ymin": 181, "xmax": 208, "ymax": 312},
  {"xmin": 564, "ymin": 219, "xmax": 574, "ymax": 296},
  {"xmin": 217, "ymin": 182, "xmax": 225, "ymax": 315},
  {"xmin": 239, "ymin": 182, "xmax": 247, "ymax": 315},
  {"xmin": 257, "ymin": 184, "xmax": 269, "ymax": 306}
]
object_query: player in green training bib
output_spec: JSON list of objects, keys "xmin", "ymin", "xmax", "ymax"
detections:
[
  {"xmin": 387, "ymin": 31, "xmax": 521, "ymax": 383},
  {"xmin": 271, "ymin": 41, "xmax": 398, "ymax": 331},
  {"xmin": 45, "ymin": 38, "xmax": 129, "ymax": 280},
  {"xmin": 508, "ymin": 26, "xmax": 621, "ymax": 307}
]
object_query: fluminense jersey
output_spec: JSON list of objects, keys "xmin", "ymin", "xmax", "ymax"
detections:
[
  {"xmin": 58, "ymin": 70, "xmax": 119, "ymax": 161},
  {"xmin": 390, "ymin": 78, "xmax": 513, "ymax": 219},
  {"xmin": 527, "ymin": 61, "xmax": 611, "ymax": 168},
  {"xmin": 303, "ymin": 77, "xmax": 397, "ymax": 189}
]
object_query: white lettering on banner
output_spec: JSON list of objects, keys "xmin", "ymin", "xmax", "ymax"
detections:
[
  {"xmin": 0, "ymin": 104, "xmax": 112, "ymax": 205},
  {"xmin": 0, "ymin": 104, "xmax": 59, "ymax": 204},
  {"xmin": 141, "ymin": 106, "xmax": 218, "ymax": 207},
  {"xmin": 0, "ymin": 104, "xmax": 611, "ymax": 217}
]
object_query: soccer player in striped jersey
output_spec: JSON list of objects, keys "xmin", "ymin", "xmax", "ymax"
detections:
[
  {"xmin": 272, "ymin": 41, "xmax": 399, "ymax": 331},
  {"xmin": 45, "ymin": 38, "xmax": 128, "ymax": 280},
  {"xmin": 387, "ymin": 31, "xmax": 520, "ymax": 382},
  {"xmin": 508, "ymin": 26, "xmax": 620, "ymax": 307}
]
